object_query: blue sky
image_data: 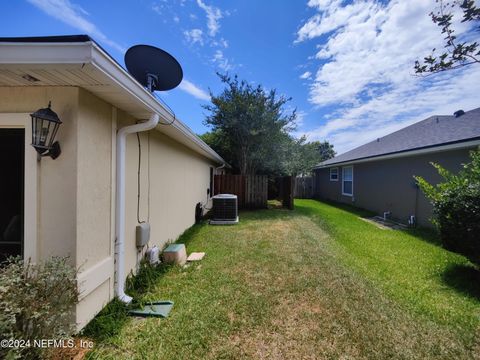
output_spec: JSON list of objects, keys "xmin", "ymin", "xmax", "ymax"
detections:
[{"xmin": 2, "ymin": 0, "xmax": 479, "ymax": 153}]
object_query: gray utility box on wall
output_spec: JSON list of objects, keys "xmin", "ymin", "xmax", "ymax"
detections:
[
  {"xmin": 136, "ymin": 223, "xmax": 151, "ymax": 248},
  {"xmin": 210, "ymin": 194, "xmax": 239, "ymax": 225}
]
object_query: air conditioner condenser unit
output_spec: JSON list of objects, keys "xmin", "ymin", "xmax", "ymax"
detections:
[{"xmin": 210, "ymin": 194, "xmax": 239, "ymax": 225}]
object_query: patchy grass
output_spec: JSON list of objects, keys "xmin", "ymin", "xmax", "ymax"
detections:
[{"xmin": 85, "ymin": 200, "xmax": 480, "ymax": 359}]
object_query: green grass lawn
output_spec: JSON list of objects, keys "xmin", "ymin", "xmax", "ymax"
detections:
[{"xmin": 85, "ymin": 199, "xmax": 480, "ymax": 359}]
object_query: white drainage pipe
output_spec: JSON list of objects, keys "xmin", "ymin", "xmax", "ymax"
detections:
[{"xmin": 115, "ymin": 113, "xmax": 159, "ymax": 303}]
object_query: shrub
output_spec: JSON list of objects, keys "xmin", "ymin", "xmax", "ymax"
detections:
[
  {"xmin": 415, "ymin": 149, "xmax": 480, "ymax": 265},
  {"xmin": 0, "ymin": 256, "xmax": 78, "ymax": 359}
]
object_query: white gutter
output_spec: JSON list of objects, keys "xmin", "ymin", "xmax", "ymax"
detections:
[
  {"xmin": 115, "ymin": 113, "xmax": 160, "ymax": 303},
  {"xmin": 0, "ymin": 40, "xmax": 226, "ymax": 165},
  {"xmin": 86, "ymin": 41, "xmax": 227, "ymax": 165}
]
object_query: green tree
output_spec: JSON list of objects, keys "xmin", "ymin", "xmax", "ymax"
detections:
[
  {"xmin": 414, "ymin": 149, "xmax": 480, "ymax": 265},
  {"xmin": 415, "ymin": 0, "xmax": 480, "ymax": 74},
  {"xmin": 203, "ymin": 74, "xmax": 296, "ymax": 175},
  {"xmin": 199, "ymin": 130, "xmax": 234, "ymax": 167},
  {"xmin": 284, "ymin": 137, "xmax": 335, "ymax": 176}
]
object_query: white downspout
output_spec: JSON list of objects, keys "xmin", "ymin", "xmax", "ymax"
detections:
[
  {"xmin": 115, "ymin": 113, "xmax": 159, "ymax": 303},
  {"xmin": 212, "ymin": 163, "xmax": 225, "ymax": 196}
]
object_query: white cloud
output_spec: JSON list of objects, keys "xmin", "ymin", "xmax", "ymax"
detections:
[
  {"xmin": 196, "ymin": 0, "xmax": 223, "ymax": 36},
  {"xmin": 178, "ymin": 79, "xmax": 210, "ymax": 101},
  {"xmin": 300, "ymin": 71, "xmax": 312, "ymax": 79},
  {"xmin": 296, "ymin": 1, "xmax": 374, "ymax": 43},
  {"xmin": 212, "ymin": 50, "xmax": 233, "ymax": 71},
  {"xmin": 184, "ymin": 28, "xmax": 204, "ymax": 45},
  {"xmin": 187, "ymin": 1, "xmax": 233, "ymax": 70},
  {"xmin": 212, "ymin": 37, "xmax": 228, "ymax": 48},
  {"xmin": 27, "ymin": 0, "xmax": 125, "ymax": 53},
  {"xmin": 295, "ymin": 0, "xmax": 480, "ymax": 154},
  {"xmin": 173, "ymin": 15, "xmax": 180, "ymax": 23},
  {"xmin": 301, "ymin": 66, "xmax": 480, "ymax": 153},
  {"xmin": 151, "ymin": 3, "xmax": 162, "ymax": 14}
]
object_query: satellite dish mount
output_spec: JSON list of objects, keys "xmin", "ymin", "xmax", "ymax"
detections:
[{"xmin": 146, "ymin": 73, "xmax": 158, "ymax": 93}]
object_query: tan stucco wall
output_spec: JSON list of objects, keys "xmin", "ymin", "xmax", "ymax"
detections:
[
  {"xmin": 0, "ymin": 86, "xmax": 218, "ymax": 330},
  {"xmin": 0, "ymin": 87, "xmax": 78, "ymax": 262},
  {"xmin": 121, "ymin": 111, "xmax": 215, "ymax": 281},
  {"xmin": 74, "ymin": 91, "xmax": 216, "ymax": 329},
  {"xmin": 75, "ymin": 89, "xmax": 115, "ymax": 329}
]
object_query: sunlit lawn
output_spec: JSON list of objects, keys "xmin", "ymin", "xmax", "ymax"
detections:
[{"xmin": 85, "ymin": 199, "xmax": 480, "ymax": 359}]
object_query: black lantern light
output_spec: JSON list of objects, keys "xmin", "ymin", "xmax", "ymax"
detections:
[{"xmin": 30, "ymin": 101, "xmax": 62, "ymax": 159}]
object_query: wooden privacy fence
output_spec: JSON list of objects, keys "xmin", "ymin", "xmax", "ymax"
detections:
[
  {"xmin": 294, "ymin": 177, "xmax": 313, "ymax": 199},
  {"xmin": 278, "ymin": 176, "xmax": 295, "ymax": 210},
  {"xmin": 214, "ymin": 175, "xmax": 268, "ymax": 209}
]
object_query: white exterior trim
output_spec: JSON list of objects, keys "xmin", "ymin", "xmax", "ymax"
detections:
[
  {"xmin": 0, "ymin": 113, "xmax": 38, "ymax": 262},
  {"xmin": 77, "ymin": 256, "xmax": 113, "ymax": 301},
  {"xmin": 329, "ymin": 167, "xmax": 339, "ymax": 181},
  {"xmin": 315, "ymin": 139, "xmax": 480, "ymax": 169},
  {"xmin": 342, "ymin": 165, "xmax": 353, "ymax": 197}
]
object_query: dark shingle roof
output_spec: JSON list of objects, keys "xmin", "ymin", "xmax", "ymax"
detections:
[
  {"xmin": 0, "ymin": 35, "xmax": 92, "ymax": 43},
  {"xmin": 316, "ymin": 107, "xmax": 480, "ymax": 167}
]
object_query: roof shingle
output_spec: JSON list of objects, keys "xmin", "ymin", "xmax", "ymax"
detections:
[{"xmin": 317, "ymin": 107, "xmax": 480, "ymax": 167}]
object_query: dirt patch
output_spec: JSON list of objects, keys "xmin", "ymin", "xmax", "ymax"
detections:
[{"xmin": 45, "ymin": 338, "xmax": 93, "ymax": 360}]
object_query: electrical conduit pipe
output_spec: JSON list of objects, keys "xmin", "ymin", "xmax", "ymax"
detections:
[{"xmin": 115, "ymin": 113, "xmax": 159, "ymax": 303}]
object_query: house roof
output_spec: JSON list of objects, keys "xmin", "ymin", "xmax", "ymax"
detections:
[
  {"xmin": 315, "ymin": 107, "xmax": 480, "ymax": 168},
  {"xmin": 0, "ymin": 35, "xmax": 226, "ymax": 165}
]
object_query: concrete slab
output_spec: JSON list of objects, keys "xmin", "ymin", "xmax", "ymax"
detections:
[{"xmin": 187, "ymin": 252, "xmax": 205, "ymax": 261}]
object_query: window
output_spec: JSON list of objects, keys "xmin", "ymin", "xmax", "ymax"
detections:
[
  {"xmin": 342, "ymin": 166, "xmax": 353, "ymax": 196},
  {"xmin": 329, "ymin": 167, "xmax": 339, "ymax": 181}
]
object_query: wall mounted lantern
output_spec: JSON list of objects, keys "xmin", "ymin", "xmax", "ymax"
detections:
[{"xmin": 30, "ymin": 101, "xmax": 62, "ymax": 159}]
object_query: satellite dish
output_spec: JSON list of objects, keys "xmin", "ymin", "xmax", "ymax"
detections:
[{"xmin": 125, "ymin": 45, "xmax": 183, "ymax": 92}]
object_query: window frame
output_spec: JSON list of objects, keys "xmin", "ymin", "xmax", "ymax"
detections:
[
  {"xmin": 0, "ymin": 114, "xmax": 38, "ymax": 262},
  {"xmin": 342, "ymin": 166, "xmax": 353, "ymax": 197},
  {"xmin": 329, "ymin": 167, "xmax": 339, "ymax": 181}
]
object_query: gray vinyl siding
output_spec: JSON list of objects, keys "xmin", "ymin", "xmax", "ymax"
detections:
[{"xmin": 314, "ymin": 147, "xmax": 475, "ymax": 228}]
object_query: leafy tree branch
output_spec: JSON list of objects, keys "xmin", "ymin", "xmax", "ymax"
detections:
[{"xmin": 414, "ymin": 0, "xmax": 480, "ymax": 74}]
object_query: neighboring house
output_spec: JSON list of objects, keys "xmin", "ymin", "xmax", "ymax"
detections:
[
  {"xmin": 0, "ymin": 35, "xmax": 226, "ymax": 329},
  {"xmin": 313, "ymin": 108, "xmax": 480, "ymax": 228}
]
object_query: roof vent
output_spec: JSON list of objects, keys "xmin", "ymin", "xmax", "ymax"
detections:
[{"xmin": 454, "ymin": 110, "xmax": 465, "ymax": 117}]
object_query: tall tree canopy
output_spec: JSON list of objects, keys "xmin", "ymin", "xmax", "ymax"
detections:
[
  {"xmin": 415, "ymin": 0, "xmax": 480, "ymax": 74},
  {"xmin": 203, "ymin": 74, "xmax": 296, "ymax": 175},
  {"xmin": 201, "ymin": 74, "xmax": 335, "ymax": 176}
]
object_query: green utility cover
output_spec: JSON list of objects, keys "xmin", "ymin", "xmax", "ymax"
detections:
[
  {"xmin": 128, "ymin": 301, "xmax": 174, "ymax": 318},
  {"xmin": 164, "ymin": 244, "xmax": 184, "ymax": 253}
]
